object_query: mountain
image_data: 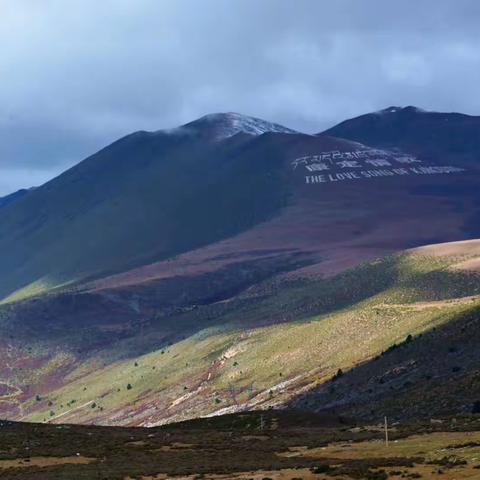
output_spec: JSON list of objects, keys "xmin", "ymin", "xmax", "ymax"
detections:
[
  {"xmin": 1, "ymin": 110, "xmax": 479, "ymax": 304},
  {"xmin": 0, "ymin": 108, "xmax": 479, "ymax": 426},
  {"xmin": 323, "ymin": 105, "xmax": 480, "ymax": 167},
  {"xmin": 0, "ymin": 113, "xmax": 301, "ymax": 302}
]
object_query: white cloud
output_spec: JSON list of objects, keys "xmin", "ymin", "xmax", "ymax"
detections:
[{"xmin": 383, "ymin": 53, "xmax": 431, "ymax": 86}]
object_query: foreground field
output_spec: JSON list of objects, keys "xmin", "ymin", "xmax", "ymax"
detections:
[{"xmin": 1, "ymin": 411, "xmax": 480, "ymax": 479}]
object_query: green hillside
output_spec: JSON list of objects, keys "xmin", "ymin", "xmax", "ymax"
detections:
[{"xmin": 9, "ymin": 240, "xmax": 479, "ymax": 426}]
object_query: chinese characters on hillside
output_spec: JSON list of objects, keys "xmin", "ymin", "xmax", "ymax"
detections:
[{"xmin": 291, "ymin": 149, "xmax": 465, "ymax": 184}]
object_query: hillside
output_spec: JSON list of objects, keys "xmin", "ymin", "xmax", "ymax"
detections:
[
  {"xmin": 1, "ymin": 109, "xmax": 480, "ymax": 304},
  {"xmin": 0, "ymin": 108, "xmax": 480, "ymax": 429},
  {"xmin": 0, "ymin": 117, "xmax": 295, "ymax": 302},
  {"xmin": 0, "ymin": 238, "xmax": 478, "ymax": 426}
]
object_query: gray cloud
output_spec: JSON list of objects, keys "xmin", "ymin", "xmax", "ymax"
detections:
[{"xmin": 1, "ymin": 0, "xmax": 480, "ymax": 194}]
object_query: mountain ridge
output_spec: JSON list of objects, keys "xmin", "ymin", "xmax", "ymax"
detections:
[
  {"xmin": 1, "ymin": 106, "xmax": 480, "ymax": 303},
  {"xmin": 322, "ymin": 105, "xmax": 480, "ymax": 167}
]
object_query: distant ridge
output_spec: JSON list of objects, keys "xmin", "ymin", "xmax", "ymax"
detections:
[{"xmin": 322, "ymin": 105, "xmax": 480, "ymax": 165}]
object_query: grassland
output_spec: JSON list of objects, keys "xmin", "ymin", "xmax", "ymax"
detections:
[
  {"xmin": 1, "ymin": 411, "xmax": 480, "ymax": 479},
  {"xmin": 11, "ymin": 240, "xmax": 479, "ymax": 426}
]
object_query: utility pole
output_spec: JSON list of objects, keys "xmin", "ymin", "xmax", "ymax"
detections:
[{"xmin": 384, "ymin": 416, "xmax": 389, "ymax": 447}]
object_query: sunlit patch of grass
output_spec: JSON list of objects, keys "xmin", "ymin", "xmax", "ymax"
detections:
[{"xmin": 0, "ymin": 277, "xmax": 77, "ymax": 304}]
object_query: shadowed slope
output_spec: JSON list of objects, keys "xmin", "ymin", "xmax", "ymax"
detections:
[
  {"xmin": 323, "ymin": 105, "xmax": 480, "ymax": 167},
  {"xmin": 3, "ymin": 108, "xmax": 480, "ymax": 303},
  {"xmin": 0, "ymin": 119, "xmax": 298, "ymax": 301}
]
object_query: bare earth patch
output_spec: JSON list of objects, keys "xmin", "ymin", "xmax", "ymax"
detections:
[
  {"xmin": 138, "ymin": 469, "xmax": 324, "ymax": 479},
  {"xmin": 0, "ymin": 455, "xmax": 96, "ymax": 469},
  {"xmin": 450, "ymin": 257, "xmax": 480, "ymax": 273},
  {"xmin": 409, "ymin": 239, "xmax": 480, "ymax": 257}
]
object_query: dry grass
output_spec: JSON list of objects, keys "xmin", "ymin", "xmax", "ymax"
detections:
[{"xmin": 0, "ymin": 455, "xmax": 95, "ymax": 469}]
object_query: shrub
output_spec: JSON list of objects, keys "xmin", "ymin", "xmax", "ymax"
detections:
[{"xmin": 332, "ymin": 369, "xmax": 344, "ymax": 381}]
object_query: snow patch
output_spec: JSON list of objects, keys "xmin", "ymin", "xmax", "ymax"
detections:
[
  {"xmin": 177, "ymin": 112, "xmax": 297, "ymax": 141},
  {"xmin": 373, "ymin": 106, "xmax": 428, "ymax": 116}
]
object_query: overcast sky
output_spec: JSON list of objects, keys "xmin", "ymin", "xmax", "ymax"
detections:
[{"xmin": 1, "ymin": 0, "xmax": 480, "ymax": 195}]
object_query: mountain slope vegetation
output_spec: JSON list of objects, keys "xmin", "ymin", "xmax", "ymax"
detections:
[{"xmin": 0, "ymin": 239, "xmax": 477, "ymax": 426}]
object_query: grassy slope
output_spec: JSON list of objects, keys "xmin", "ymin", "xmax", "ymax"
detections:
[{"xmin": 18, "ymin": 242, "xmax": 480, "ymax": 426}]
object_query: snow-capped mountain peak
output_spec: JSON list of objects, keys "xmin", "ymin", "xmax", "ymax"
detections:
[
  {"xmin": 374, "ymin": 106, "xmax": 428, "ymax": 116},
  {"xmin": 177, "ymin": 112, "xmax": 297, "ymax": 140}
]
